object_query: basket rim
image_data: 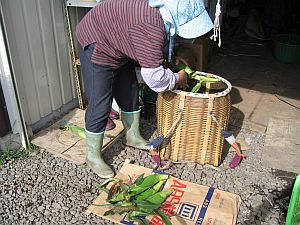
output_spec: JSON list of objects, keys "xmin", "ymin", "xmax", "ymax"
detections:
[{"xmin": 171, "ymin": 71, "xmax": 232, "ymax": 98}]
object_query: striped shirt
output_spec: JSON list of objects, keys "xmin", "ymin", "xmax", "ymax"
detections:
[
  {"xmin": 76, "ymin": 0, "xmax": 166, "ymax": 68},
  {"xmin": 76, "ymin": 0, "xmax": 179, "ymax": 92}
]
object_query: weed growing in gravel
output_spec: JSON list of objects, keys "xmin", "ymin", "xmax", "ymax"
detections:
[
  {"xmin": 0, "ymin": 147, "xmax": 28, "ymax": 165},
  {"xmin": 27, "ymin": 143, "xmax": 38, "ymax": 152}
]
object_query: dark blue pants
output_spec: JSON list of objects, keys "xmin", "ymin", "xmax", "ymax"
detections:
[{"xmin": 78, "ymin": 44, "xmax": 139, "ymax": 133}]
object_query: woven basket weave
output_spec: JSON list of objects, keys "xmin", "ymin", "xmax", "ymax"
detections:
[{"xmin": 156, "ymin": 72, "xmax": 232, "ymax": 166}]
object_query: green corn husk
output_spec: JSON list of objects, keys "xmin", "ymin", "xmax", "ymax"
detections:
[
  {"xmin": 135, "ymin": 180, "xmax": 165, "ymax": 201},
  {"xmin": 97, "ymin": 173, "xmax": 174, "ymax": 224},
  {"xmin": 145, "ymin": 189, "xmax": 173, "ymax": 205},
  {"xmin": 109, "ymin": 192, "xmax": 126, "ymax": 203},
  {"xmin": 129, "ymin": 174, "xmax": 168, "ymax": 195},
  {"xmin": 189, "ymin": 70, "xmax": 219, "ymax": 93},
  {"xmin": 175, "ymin": 64, "xmax": 220, "ymax": 93},
  {"xmin": 59, "ymin": 120, "xmax": 86, "ymax": 139},
  {"xmin": 127, "ymin": 211, "xmax": 149, "ymax": 219},
  {"xmin": 134, "ymin": 173, "xmax": 145, "ymax": 185},
  {"xmin": 184, "ymin": 66, "xmax": 193, "ymax": 75},
  {"xmin": 103, "ymin": 205, "xmax": 139, "ymax": 216},
  {"xmin": 154, "ymin": 209, "xmax": 173, "ymax": 225},
  {"xmin": 190, "ymin": 73, "xmax": 219, "ymax": 82},
  {"xmin": 135, "ymin": 199, "xmax": 162, "ymax": 213},
  {"xmin": 191, "ymin": 82, "xmax": 202, "ymax": 93},
  {"xmin": 121, "ymin": 201, "xmax": 135, "ymax": 207},
  {"xmin": 136, "ymin": 174, "xmax": 168, "ymax": 189}
]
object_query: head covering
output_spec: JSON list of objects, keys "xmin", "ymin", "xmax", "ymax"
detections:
[{"xmin": 149, "ymin": 0, "xmax": 213, "ymax": 39}]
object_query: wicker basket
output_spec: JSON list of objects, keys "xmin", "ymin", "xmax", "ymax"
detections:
[{"xmin": 156, "ymin": 72, "xmax": 232, "ymax": 166}]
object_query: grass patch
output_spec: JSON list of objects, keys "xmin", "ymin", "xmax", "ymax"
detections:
[
  {"xmin": 0, "ymin": 147, "xmax": 29, "ymax": 166},
  {"xmin": 27, "ymin": 143, "xmax": 38, "ymax": 152}
]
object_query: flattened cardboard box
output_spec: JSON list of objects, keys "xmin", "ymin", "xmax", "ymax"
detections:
[
  {"xmin": 31, "ymin": 108, "xmax": 124, "ymax": 165},
  {"xmin": 87, "ymin": 163, "xmax": 241, "ymax": 225}
]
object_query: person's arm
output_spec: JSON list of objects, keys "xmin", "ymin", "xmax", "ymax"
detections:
[
  {"xmin": 128, "ymin": 22, "xmax": 186, "ymax": 92},
  {"xmin": 141, "ymin": 66, "xmax": 177, "ymax": 92},
  {"xmin": 141, "ymin": 66, "xmax": 186, "ymax": 93}
]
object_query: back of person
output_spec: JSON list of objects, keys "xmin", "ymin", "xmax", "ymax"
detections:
[{"xmin": 76, "ymin": 0, "xmax": 166, "ymax": 68}]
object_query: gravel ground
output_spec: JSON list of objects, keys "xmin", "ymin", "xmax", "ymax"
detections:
[{"xmin": 0, "ymin": 115, "xmax": 294, "ymax": 225}]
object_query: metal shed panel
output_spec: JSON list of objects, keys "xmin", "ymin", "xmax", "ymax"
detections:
[{"xmin": 0, "ymin": 0, "xmax": 86, "ymax": 132}]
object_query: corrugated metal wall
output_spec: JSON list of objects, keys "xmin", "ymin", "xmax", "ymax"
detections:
[{"xmin": 0, "ymin": 0, "xmax": 86, "ymax": 133}]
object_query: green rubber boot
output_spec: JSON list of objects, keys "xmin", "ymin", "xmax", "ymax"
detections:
[
  {"xmin": 121, "ymin": 110, "xmax": 150, "ymax": 150},
  {"xmin": 85, "ymin": 130, "xmax": 114, "ymax": 178}
]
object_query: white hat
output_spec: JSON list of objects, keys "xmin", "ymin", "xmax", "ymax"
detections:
[{"xmin": 149, "ymin": 0, "xmax": 213, "ymax": 38}]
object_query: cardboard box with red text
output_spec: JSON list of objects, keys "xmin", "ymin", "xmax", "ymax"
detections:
[{"xmin": 87, "ymin": 163, "xmax": 241, "ymax": 225}]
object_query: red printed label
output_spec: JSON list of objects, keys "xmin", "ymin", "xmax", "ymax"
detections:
[{"xmin": 149, "ymin": 179, "xmax": 187, "ymax": 225}]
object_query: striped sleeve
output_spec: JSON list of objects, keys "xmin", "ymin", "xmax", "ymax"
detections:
[{"xmin": 128, "ymin": 23, "xmax": 166, "ymax": 68}]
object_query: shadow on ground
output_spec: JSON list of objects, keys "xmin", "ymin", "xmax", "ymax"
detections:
[
  {"xmin": 221, "ymin": 89, "xmax": 245, "ymax": 164},
  {"xmin": 244, "ymin": 170, "xmax": 296, "ymax": 224}
]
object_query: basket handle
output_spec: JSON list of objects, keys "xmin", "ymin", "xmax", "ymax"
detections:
[
  {"xmin": 200, "ymin": 95, "xmax": 215, "ymax": 164},
  {"xmin": 158, "ymin": 91, "xmax": 186, "ymax": 161},
  {"xmin": 165, "ymin": 109, "xmax": 183, "ymax": 139},
  {"xmin": 165, "ymin": 91, "xmax": 186, "ymax": 139}
]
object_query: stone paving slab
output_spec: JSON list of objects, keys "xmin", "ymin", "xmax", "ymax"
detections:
[
  {"xmin": 262, "ymin": 110, "xmax": 300, "ymax": 173},
  {"xmin": 230, "ymin": 84, "xmax": 300, "ymax": 134},
  {"xmin": 231, "ymin": 86, "xmax": 263, "ymax": 120},
  {"xmin": 248, "ymin": 93, "xmax": 279, "ymax": 127}
]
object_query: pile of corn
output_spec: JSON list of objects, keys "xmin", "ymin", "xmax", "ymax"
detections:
[{"xmin": 96, "ymin": 173, "xmax": 173, "ymax": 225}]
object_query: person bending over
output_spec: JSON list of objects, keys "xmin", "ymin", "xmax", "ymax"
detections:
[{"xmin": 76, "ymin": 0, "xmax": 213, "ymax": 178}]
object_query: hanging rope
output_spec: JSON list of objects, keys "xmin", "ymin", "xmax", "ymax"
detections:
[
  {"xmin": 168, "ymin": 34, "xmax": 174, "ymax": 63},
  {"xmin": 210, "ymin": 0, "xmax": 222, "ymax": 47},
  {"xmin": 209, "ymin": 112, "xmax": 223, "ymax": 129}
]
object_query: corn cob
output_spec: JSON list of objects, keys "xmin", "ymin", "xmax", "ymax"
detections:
[
  {"xmin": 129, "ymin": 174, "xmax": 168, "ymax": 195},
  {"xmin": 109, "ymin": 192, "xmax": 126, "ymax": 203},
  {"xmin": 190, "ymin": 73, "xmax": 219, "ymax": 82},
  {"xmin": 135, "ymin": 199, "xmax": 162, "ymax": 213},
  {"xmin": 145, "ymin": 189, "xmax": 173, "ymax": 205},
  {"xmin": 121, "ymin": 201, "xmax": 134, "ymax": 207},
  {"xmin": 183, "ymin": 65, "xmax": 193, "ymax": 75},
  {"xmin": 135, "ymin": 180, "xmax": 164, "ymax": 201},
  {"xmin": 175, "ymin": 64, "xmax": 220, "ymax": 93},
  {"xmin": 59, "ymin": 120, "xmax": 86, "ymax": 139}
]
